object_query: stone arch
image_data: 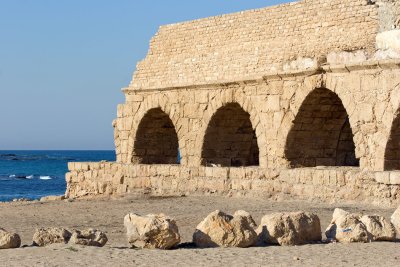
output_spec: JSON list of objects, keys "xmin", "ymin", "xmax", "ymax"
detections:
[
  {"xmin": 194, "ymin": 88, "xmax": 267, "ymax": 167},
  {"xmin": 132, "ymin": 107, "xmax": 180, "ymax": 164},
  {"xmin": 384, "ymin": 111, "xmax": 400, "ymax": 170},
  {"xmin": 195, "ymin": 89, "xmax": 268, "ymax": 168},
  {"xmin": 125, "ymin": 93, "xmax": 185, "ymax": 165},
  {"xmin": 285, "ymin": 87, "xmax": 359, "ymax": 168},
  {"xmin": 201, "ymin": 102, "xmax": 260, "ymax": 167}
]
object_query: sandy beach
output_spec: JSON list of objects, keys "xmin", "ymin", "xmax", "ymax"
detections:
[{"xmin": 0, "ymin": 195, "xmax": 399, "ymax": 267}]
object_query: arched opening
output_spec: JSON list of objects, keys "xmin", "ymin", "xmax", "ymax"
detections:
[
  {"xmin": 133, "ymin": 108, "xmax": 179, "ymax": 164},
  {"xmin": 384, "ymin": 112, "xmax": 400, "ymax": 170},
  {"xmin": 201, "ymin": 103, "xmax": 259, "ymax": 167},
  {"xmin": 285, "ymin": 88, "xmax": 359, "ymax": 168}
]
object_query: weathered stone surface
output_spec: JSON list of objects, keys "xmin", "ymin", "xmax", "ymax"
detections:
[
  {"xmin": 257, "ymin": 212, "xmax": 321, "ymax": 246},
  {"xmin": 391, "ymin": 205, "xmax": 400, "ymax": 237},
  {"xmin": 124, "ymin": 213, "xmax": 180, "ymax": 249},
  {"xmin": 0, "ymin": 228, "xmax": 21, "ymax": 249},
  {"xmin": 234, "ymin": 210, "xmax": 257, "ymax": 228},
  {"xmin": 376, "ymin": 30, "xmax": 400, "ymax": 52},
  {"xmin": 359, "ymin": 215, "xmax": 396, "ymax": 241},
  {"xmin": 33, "ymin": 228, "xmax": 72, "ymax": 247},
  {"xmin": 325, "ymin": 209, "xmax": 370, "ymax": 243},
  {"xmin": 40, "ymin": 195, "xmax": 66, "ymax": 202},
  {"xmin": 65, "ymin": 0, "xmax": 400, "ymax": 206},
  {"xmin": 193, "ymin": 210, "xmax": 257, "ymax": 248},
  {"xmin": 69, "ymin": 229, "xmax": 108, "ymax": 247}
]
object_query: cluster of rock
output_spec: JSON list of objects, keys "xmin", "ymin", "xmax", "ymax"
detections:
[
  {"xmin": 32, "ymin": 228, "xmax": 108, "ymax": 247},
  {"xmin": 0, "ymin": 227, "xmax": 108, "ymax": 249},
  {"xmin": 2, "ymin": 206, "xmax": 400, "ymax": 250},
  {"xmin": 325, "ymin": 208, "xmax": 398, "ymax": 243},
  {"xmin": 125, "ymin": 206, "xmax": 400, "ymax": 249}
]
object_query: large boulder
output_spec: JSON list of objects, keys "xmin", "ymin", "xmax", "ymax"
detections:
[
  {"xmin": 33, "ymin": 228, "xmax": 72, "ymax": 247},
  {"xmin": 0, "ymin": 228, "xmax": 21, "ymax": 249},
  {"xmin": 124, "ymin": 213, "xmax": 180, "ymax": 249},
  {"xmin": 69, "ymin": 229, "xmax": 108, "ymax": 247},
  {"xmin": 325, "ymin": 208, "xmax": 370, "ymax": 243},
  {"xmin": 193, "ymin": 210, "xmax": 257, "ymax": 248},
  {"xmin": 391, "ymin": 206, "xmax": 400, "ymax": 237},
  {"xmin": 257, "ymin": 212, "xmax": 321, "ymax": 246},
  {"xmin": 360, "ymin": 215, "xmax": 396, "ymax": 242}
]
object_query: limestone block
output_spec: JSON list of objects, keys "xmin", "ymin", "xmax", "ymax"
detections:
[
  {"xmin": 126, "ymin": 94, "xmax": 144, "ymax": 102},
  {"xmin": 359, "ymin": 215, "xmax": 396, "ymax": 242},
  {"xmin": 124, "ymin": 213, "xmax": 180, "ymax": 249},
  {"xmin": 325, "ymin": 209, "xmax": 370, "ymax": 243},
  {"xmin": 327, "ymin": 50, "xmax": 367, "ymax": 65},
  {"xmin": 257, "ymin": 212, "xmax": 321, "ymax": 246},
  {"xmin": 391, "ymin": 206, "xmax": 400, "ymax": 237},
  {"xmin": 0, "ymin": 228, "xmax": 21, "ymax": 249},
  {"xmin": 376, "ymin": 30, "xmax": 400, "ymax": 52},
  {"xmin": 193, "ymin": 210, "xmax": 257, "ymax": 248},
  {"xmin": 40, "ymin": 195, "xmax": 65, "ymax": 202},
  {"xmin": 69, "ymin": 229, "xmax": 108, "ymax": 247},
  {"xmin": 33, "ymin": 228, "xmax": 72, "ymax": 247},
  {"xmin": 375, "ymin": 172, "xmax": 390, "ymax": 184},
  {"xmin": 389, "ymin": 172, "xmax": 400, "ymax": 185}
]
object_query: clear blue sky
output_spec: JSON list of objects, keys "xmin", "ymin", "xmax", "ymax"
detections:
[{"xmin": 0, "ymin": 0, "xmax": 289, "ymax": 150}]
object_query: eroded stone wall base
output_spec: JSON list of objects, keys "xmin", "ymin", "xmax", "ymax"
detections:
[{"xmin": 66, "ymin": 163, "xmax": 400, "ymax": 207}]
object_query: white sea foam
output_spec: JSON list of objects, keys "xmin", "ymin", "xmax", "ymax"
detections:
[
  {"xmin": 9, "ymin": 174, "xmax": 16, "ymax": 178},
  {"xmin": 39, "ymin": 176, "xmax": 52, "ymax": 180},
  {"xmin": 26, "ymin": 175, "xmax": 34, "ymax": 179}
]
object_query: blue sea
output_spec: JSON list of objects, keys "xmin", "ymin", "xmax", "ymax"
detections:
[{"xmin": 0, "ymin": 151, "xmax": 115, "ymax": 202}]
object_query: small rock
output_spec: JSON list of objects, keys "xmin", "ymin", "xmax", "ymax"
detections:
[
  {"xmin": 325, "ymin": 209, "xmax": 369, "ymax": 243},
  {"xmin": 391, "ymin": 206, "xmax": 400, "ymax": 237},
  {"xmin": 193, "ymin": 210, "xmax": 257, "ymax": 248},
  {"xmin": 0, "ymin": 228, "xmax": 21, "ymax": 249},
  {"xmin": 40, "ymin": 195, "xmax": 65, "ymax": 202},
  {"xmin": 12, "ymin": 198, "xmax": 30, "ymax": 202},
  {"xmin": 124, "ymin": 213, "xmax": 180, "ymax": 249},
  {"xmin": 69, "ymin": 229, "xmax": 108, "ymax": 247},
  {"xmin": 257, "ymin": 211, "xmax": 321, "ymax": 246},
  {"xmin": 33, "ymin": 228, "xmax": 72, "ymax": 246},
  {"xmin": 360, "ymin": 215, "xmax": 396, "ymax": 241}
]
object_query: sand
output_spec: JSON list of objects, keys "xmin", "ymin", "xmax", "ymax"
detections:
[{"xmin": 0, "ymin": 195, "xmax": 399, "ymax": 267}]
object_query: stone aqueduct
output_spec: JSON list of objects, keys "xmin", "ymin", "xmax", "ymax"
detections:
[{"xmin": 67, "ymin": 0, "xmax": 400, "ymax": 205}]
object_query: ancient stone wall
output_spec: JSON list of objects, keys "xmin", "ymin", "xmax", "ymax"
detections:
[
  {"xmin": 66, "ymin": 162, "xmax": 400, "ymax": 206},
  {"xmin": 130, "ymin": 0, "xmax": 379, "ymax": 90},
  {"xmin": 114, "ymin": 62, "xmax": 400, "ymax": 171},
  {"xmin": 66, "ymin": 0, "xmax": 400, "ymax": 204}
]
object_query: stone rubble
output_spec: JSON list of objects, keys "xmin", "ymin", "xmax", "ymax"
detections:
[
  {"xmin": 69, "ymin": 229, "xmax": 108, "ymax": 247},
  {"xmin": 391, "ymin": 205, "xmax": 400, "ymax": 237},
  {"xmin": 124, "ymin": 213, "xmax": 180, "ymax": 249},
  {"xmin": 325, "ymin": 208, "xmax": 397, "ymax": 243},
  {"xmin": 257, "ymin": 212, "xmax": 321, "ymax": 246},
  {"xmin": 359, "ymin": 215, "xmax": 396, "ymax": 242},
  {"xmin": 193, "ymin": 210, "xmax": 258, "ymax": 248},
  {"xmin": 32, "ymin": 228, "xmax": 72, "ymax": 247},
  {"xmin": 0, "ymin": 228, "xmax": 21, "ymax": 249}
]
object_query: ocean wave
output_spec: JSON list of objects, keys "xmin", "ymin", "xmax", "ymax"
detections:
[
  {"xmin": 0, "ymin": 153, "xmax": 76, "ymax": 162},
  {"xmin": 3, "ymin": 174, "xmax": 53, "ymax": 180}
]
